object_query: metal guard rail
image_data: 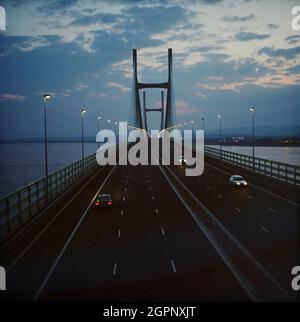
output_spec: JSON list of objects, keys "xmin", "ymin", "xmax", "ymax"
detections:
[
  {"xmin": 0, "ymin": 153, "xmax": 98, "ymax": 238},
  {"xmin": 204, "ymin": 146, "xmax": 300, "ymax": 186}
]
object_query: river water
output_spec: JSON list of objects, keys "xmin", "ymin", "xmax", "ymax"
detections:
[{"xmin": 0, "ymin": 143, "xmax": 299, "ymax": 198}]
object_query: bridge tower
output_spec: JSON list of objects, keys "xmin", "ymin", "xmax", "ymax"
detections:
[{"xmin": 132, "ymin": 48, "xmax": 174, "ymax": 131}]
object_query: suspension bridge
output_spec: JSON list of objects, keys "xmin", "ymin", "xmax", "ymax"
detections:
[{"xmin": 0, "ymin": 49, "xmax": 299, "ymax": 302}]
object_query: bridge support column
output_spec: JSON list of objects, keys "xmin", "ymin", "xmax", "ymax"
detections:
[{"xmin": 132, "ymin": 48, "xmax": 173, "ymax": 132}]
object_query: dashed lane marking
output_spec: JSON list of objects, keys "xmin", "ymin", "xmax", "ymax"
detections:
[{"xmin": 170, "ymin": 260, "xmax": 177, "ymax": 273}]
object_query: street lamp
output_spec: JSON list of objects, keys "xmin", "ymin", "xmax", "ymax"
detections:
[
  {"xmin": 97, "ymin": 116, "xmax": 101, "ymax": 147},
  {"xmin": 81, "ymin": 109, "xmax": 87, "ymax": 171},
  {"xmin": 43, "ymin": 94, "xmax": 51, "ymax": 201},
  {"xmin": 201, "ymin": 117, "xmax": 205, "ymax": 131},
  {"xmin": 217, "ymin": 114, "xmax": 222, "ymax": 153},
  {"xmin": 250, "ymin": 107, "xmax": 255, "ymax": 169},
  {"xmin": 190, "ymin": 120, "xmax": 194, "ymax": 130},
  {"xmin": 107, "ymin": 119, "xmax": 111, "ymax": 130}
]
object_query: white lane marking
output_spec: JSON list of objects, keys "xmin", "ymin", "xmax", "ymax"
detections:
[
  {"xmin": 124, "ymin": 187, "xmax": 127, "ymax": 192},
  {"xmin": 246, "ymin": 195, "xmax": 253, "ymax": 200},
  {"xmin": 218, "ymin": 194, "xmax": 223, "ymax": 200},
  {"xmin": 235, "ymin": 207, "xmax": 241, "ymax": 213},
  {"xmin": 121, "ymin": 210, "xmax": 124, "ymax": 216},
  {"xmin": 118, "ymin": 230, "xmax": 121, "ymax": 238},
  {"xmin": 152, "ymin": 196, "xmax": 155, "ymax": 200},
  {"xmin": 269, "ymin": 207, "xmax": 277, "ymax": 214},
  {"xmin": 155, "ymin": 209, "xmax": 159, "ymax": 214},
  {"xmin": 123, "ymin": 197, "xmax": 126, "ymax": 202},
  {"xmin": 113, "ymin": 263, "xmax": 117, "ymax": 276},
  {"xmin": 161, "ymin": 227, "xmax": 165, "ymax": 236},
  {"xmin": 261, "ymin": 226, "xmax": 270, "ymax": 234},
  {"xmin": 149, "ymin": 186, "xmax": 152, "ymax": 190},
  {"xmin": 206, "ymin": 162, "xmax": 300, "ymax": 208},
  {"xmin": 206, "ymin": 186, "xmax": 210, "ymax": 190},
  {"xmin": 33, "ymin": 164, "xmax": 118, "ymax": 302},
  {"xmin": 6, "ymin": 166, "xmax": 108, "ymax": 271},
  {"xmin": 170, "ymin": 260, "xmax": 177, "ymax": 273}
]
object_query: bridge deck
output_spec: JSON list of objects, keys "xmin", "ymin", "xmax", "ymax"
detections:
[{"xmin": 0, "ymin": 155, "xmax": 299, "ymax": 301}]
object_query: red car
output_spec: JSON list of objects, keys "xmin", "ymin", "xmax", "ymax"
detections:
[{"xmin": 95, "ymin": 194, "xmax": 113, "ymax": 206}]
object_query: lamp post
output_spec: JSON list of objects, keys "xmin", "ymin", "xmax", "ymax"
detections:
[
  {"xmin": 81, "ymin": 109, "xmax": 86, "ymax": 171},
  {"xmin": 250, "ymin": 107, "xmax": 255, "ymax": 170},
  {"xmin": 217, "ymin": 114, "xmax": 222, "ymax": 158},
  {"xmin": 190, "ymin": 120, "xmax": 194, "ymax": 130},
  {"xmin": 43, "ymin": 94, "xmax": 51, "ymax": 201},
  {"xmin": 97, "ymin": 116, "xmax": 101, "ymax": 147},
  {"xmin": 201, "ymin": 117, "xmax": 205, "ymax": 131},
  {"xmin": 107, "ymin": 119, "xmax": 111, "ymax": 130}
]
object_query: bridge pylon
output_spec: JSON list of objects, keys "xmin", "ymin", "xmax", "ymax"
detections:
[{"xmin": 132, "ymin": 48, "xmax": 174, "ymax": 131}]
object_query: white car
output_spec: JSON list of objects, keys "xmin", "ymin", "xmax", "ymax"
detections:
[{"xmin": 230, "ymin": 175, "xmax": 248, "ymax": 187}]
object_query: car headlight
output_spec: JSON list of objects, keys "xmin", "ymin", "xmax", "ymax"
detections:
[{"xmin": 236, "ymin": 182, "xmax": 240, "ymax": 185}]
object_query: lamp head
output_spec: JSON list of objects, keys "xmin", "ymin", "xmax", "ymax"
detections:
[{"xmin": 43, "ymin": 94, "xmax": 51, "ymax": 100}]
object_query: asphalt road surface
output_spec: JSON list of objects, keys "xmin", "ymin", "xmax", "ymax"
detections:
[{"xmin": 0, "ymin": 153, "xmax": 298, "ymax": 301}]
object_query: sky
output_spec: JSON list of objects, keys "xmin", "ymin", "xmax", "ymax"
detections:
[{"xmin": 0, "ymin": 0, "xmax": 300, "ymax": 140}]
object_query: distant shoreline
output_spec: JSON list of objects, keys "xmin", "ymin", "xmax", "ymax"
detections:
[
  {"xmin": 0, "ymin": 140, "xmax": 299, "ymax": 147},
  {"xmin": 206, "ymin": 142, "xmax": 300, "ymax": 147}
]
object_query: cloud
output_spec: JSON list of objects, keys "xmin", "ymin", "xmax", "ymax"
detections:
[
  {"xmin": 68, "ymin": 12, "xmax": 125, "ymax": 27},
  {"xmin": 107, "ymin": 82, "xmax": 130, "ymax": 93},
  {"xmin": 0, "ymin": 34, "xmax": 62, "ymax": 53},
  {"xmin": 235, "ymin": 32, "xmax": 270, "ymax": 41},
  {"xmin": 88, "ymin": 92, "xmax": 119, "ymax": 100},
  {"xmin": 197, "ymin": 81, "xmax": 244, "ymax": 92},
  {"xmin": 285, "ymin": 35, "xmax": 300, "ymax": 46},
  {"xmin": 267, "ymin": 23, "xmax": 279, "ymax": 30},
  {"xmin": 124, "ymin": 4, "xmax": 189, "ymax": 34},
  {"xmin": 200, "ymin": 0, "xmax": 222, "ymax": 3},
  {"xmin": 196, "ymin": 72, "xmax": 300, "ymax": 92},
  {"xmin": 89, "ymin": 92, "xmax": 107, "ymax": 98},
  {"xmin": 61, "ymin": 82, "xmax": 89, "ymax": 96},
  {"xmin": 258, "ymin": 46, "xmax": 300, "ymax": 59},
  {"xmin": 0, "ymin": 94, "xmax": 26, "ymax": 101},
  {"xmin": 182, "ymin": 52, "xmax": 206, "ymax": 67},
  {"xmin": 37, "ymin": 82, "xmax": 88, "ymax": 97},
  {"xmin": 194, "ymin": 92, "xmax": 207, "ymax": 98},
  {"xmin": 222, "ymin": 14, "xmax": 255, "ymax": 22},
  {"xmin": 37, "ymin": 0, "xmax": 78, "ymax": 13},
  {"xmin": 175, "ymin": 100, "xmax": 197, "ymax": 115}
]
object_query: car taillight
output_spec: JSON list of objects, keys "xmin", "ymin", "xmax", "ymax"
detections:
[
  {"xmin": 95, "ymin": 202, "xmax": 100, "ymax": 205},
  {"xmin": 108, "ymin": 201, "xmax": 112, "ymax": 205}
]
